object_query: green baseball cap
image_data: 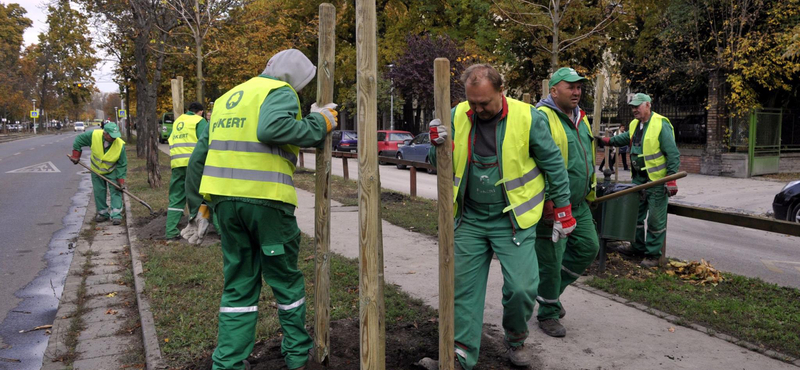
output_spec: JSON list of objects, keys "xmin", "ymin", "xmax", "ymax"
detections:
[
  {"xmin": 104, "ymin": 122, "xmax": 121, "ymax": 139},
  {"xmin": 629, "ymin": 93, "xmax": 652, "ymax": 106},
  {"xmin": 549, "ymin": 67, "xmax": 588, "ymax": 88}
]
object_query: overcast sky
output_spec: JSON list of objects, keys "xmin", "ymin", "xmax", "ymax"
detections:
[{"xmin": 4, "ymin": 0, "xmax": 118, "ymax": 93}]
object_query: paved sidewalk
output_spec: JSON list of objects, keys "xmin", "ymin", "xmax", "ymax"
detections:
[
  {"xmin": 294, "ymin": 188, "xmax": 798, "ymax": 369},
  {"xmin": 41, "ymin": 196, "xmax": 142, "ymax": 370}
]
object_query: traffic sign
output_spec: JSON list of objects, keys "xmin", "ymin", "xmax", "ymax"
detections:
[
  {"xmin": 30, "ymin": 110, "xmax": 39, "ymax": 118},
  {"xmin": 118, "ymin": 109, "xmax": 126, "ymax": 118}
]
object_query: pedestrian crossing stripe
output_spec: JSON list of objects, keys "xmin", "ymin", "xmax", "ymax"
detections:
[{"xmin": 6, "ymin": 161, "xmax": 61, "ymax": 173}]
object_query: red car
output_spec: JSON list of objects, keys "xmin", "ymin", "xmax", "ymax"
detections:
[{"xmin": 377, "ymin": 130, "xmax": 414, "ymax": 160}]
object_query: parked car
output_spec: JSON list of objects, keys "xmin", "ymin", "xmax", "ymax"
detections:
[
  {"xmin": 396, "ymin": 133, "xmax": 435, "ymax": 174},
  {"xmin": 377, "ymin": 130, "xmax": 414, "ymax": 161},
  {"xmin": 773, "ymin": 180, "xmax": 800, "ymax": 223},
  {"xmin": 332, "ymin": 130, "xmax": 358, "ymax": 152},
  {"xmin": 159, "ymin": 112, "xmax": 174, "ymax": 143},
  {"xmin": 74, "ymin": 122, "xmax": 85, "ymax": 132}
]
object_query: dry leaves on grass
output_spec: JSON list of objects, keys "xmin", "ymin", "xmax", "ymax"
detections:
[{"xmin": 665, "ymin": 259, "xmax": 724, "ymax": 286}]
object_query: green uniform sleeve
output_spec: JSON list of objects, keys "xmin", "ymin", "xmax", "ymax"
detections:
[
  {"xmin": 660, "ymin": 119, "xmax": 681, "ymax": 175},
  {"xmin": 72, "ymin": 131, "xmax": 94, "ymax": 151},
  {"xmin": 256, "ymin": 86, "xmax": 328, "ymax": 148},
  {"xmin": 609, "ymin": 130, "xmax": 631, "ymax": 147},
  {"xmin": 186, "ymin": 123, "xmax": 210, "ymax": 218},
  {"xmin": 427, "ymin": 107, "xmax": 457, "ymax": 167},
  {"xmin": 113, "ymin": 146, "xmax": 127, "ymax": 179},
  {"xmin": 528, "ymin": 108, "xmax": 571, "ymax": 209},
  {"xmin": 195, "ymin": 118, "xmax": 208, "ymax": 139}
]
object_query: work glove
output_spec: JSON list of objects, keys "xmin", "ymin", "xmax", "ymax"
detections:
[
  {"xmin": 70, "ymin": 150, "xmax": 81, "ymax": 164},
  {"xmin": 666, "ymin": 180, "xmax": 678, "ymax": 197},
  {"xmin": 542, "ymin": 200, "xmax": 555, "ymax": 221},
  {"xmin": 552, "ymin": 205, "xmax": 576, "ymax": 242},
  {"xmin": 117, "ymin": 178, "xmax": 127, "ymax": 191},
  {"xmin": 429, "ymin": 118, "xmax": 447, "ymax": 145},
  {"xmin": 181, "ymin": 204, "xmax": 211, "ymax": 245},
  {"xmin": 311, "ymin": 102, "xmax": 338, "ymax": 132}
]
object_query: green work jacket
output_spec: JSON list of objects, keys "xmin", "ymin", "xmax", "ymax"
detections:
[
  {"xmin": 73, "ymin": 130, "xmax": 128, "ymax": 180},
  {"xmin": 185, "ymin": 74, "xmax": 328, "ymax": 216}
]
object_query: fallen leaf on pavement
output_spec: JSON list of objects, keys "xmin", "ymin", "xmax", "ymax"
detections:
[
  {"xmin": 668, "ymin": 327, "xmax": 675, "ymax": 333},
  {"xmin": 106, "ymin": 292, "xmax": 117, "ymax": 298},
  {"xmin": 105, "ymin": 309, "xmax": 118, "ymax": 315}
]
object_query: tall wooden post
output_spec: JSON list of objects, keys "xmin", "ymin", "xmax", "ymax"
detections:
[
  {"xmin": 434, "ymin": 58, "xmax": 454, "ymax": 370},
  {"xmin": 356, "ymin": 0, "xmax": 385, "ymax": 368},
  {"xmin": 541, "ymin": 79, "xmax": 549, "ymax": 101},
  {"xmin": 171, "ymin": 76, "xmax": 184, "ymax": 118},
  {"xmin": 522, "ymin": 93, "xmax": 531, "ymax": 104},
  {"xmin": 314, "ymin": 3, "xmax": 335, "ymax": 366}
]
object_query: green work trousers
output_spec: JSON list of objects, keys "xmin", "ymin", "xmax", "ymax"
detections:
[
  {"xmin": 91, "ymin": 173, "xmax": 123, "ymax": 220},
  {"xmin": 535, "ymin": 202, "xmax": 599, "ymax": 320},
  {"xmin": 454, "ymin": 202, "xmax": 537, "ymax": 370},
  {"xmin": 166, "ymin": 167, "xmax": 186, "ymax": 238},
  {"xmin": 211, "ymin": 201, "xmax": 311, "ymax": 370},
  {"xmin": 634, "ymin": 177, "xmax": 668, "ymax": 257}
]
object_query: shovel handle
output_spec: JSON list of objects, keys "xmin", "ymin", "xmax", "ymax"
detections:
[{"xmin": 67, "ymin": 154, "xmax": 155, "ymax": 214}]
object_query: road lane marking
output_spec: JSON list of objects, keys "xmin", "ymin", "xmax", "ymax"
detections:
[
  {"xmin": 5, "ymin": 161, "xmax": 61, "ymax": 173},
  {"xmin": 28, "ymin": 148, "xmax": 34, "ymax": 151},
  {"xmin": 13, "ymin": 152, "xmax": 20, "ymax": 155}
]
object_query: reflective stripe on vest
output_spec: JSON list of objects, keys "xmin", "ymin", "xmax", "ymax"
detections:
[
  {"xmin": 628, "ymin": 112, "xmax": 673, "ymax": 181},
  {"xmin": 199, "ymin": 77, "xmax": 301, "ymax": 206},
  {"xmin": 452, "ymin": 98, "xmax": 545, "ymax": 229},
  {"xmin": 90, "ymin": 129, "xmax": 125, "ymax": 175},
  {"xmin": 168, "ymin": 113, "xmax": 202, "ymax": 168},
  {"xmin": 538, "ymin": 106, "xmax": 598, "ymax": 202}
]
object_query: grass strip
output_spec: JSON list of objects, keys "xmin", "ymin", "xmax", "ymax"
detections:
[
  {"xmin": 125, "ymin": 146, "xmax": 435, "ymax": 366},
  {"xmin": 586, "ymin": 256, "xmax": 800, "ymax": 358}
]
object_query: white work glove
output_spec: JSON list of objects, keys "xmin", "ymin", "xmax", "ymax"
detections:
[
  {"xmin": 181, "ymin": 204, "xmax": 211, "ymax": 245},
  {"xmin": 429, "ymin": 118, "xmax": 447, "ymax": 145},
  {"xmin": 551, "ymin": 205, "xmax": 577, "ymax": 242},
  {"xmin": 311, "ymin": 102, "xmax": 339, "ymax": 132}
]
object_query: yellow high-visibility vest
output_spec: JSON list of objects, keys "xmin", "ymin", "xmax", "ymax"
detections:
[
  {"xmin": 199, "ymin": 77, "xmax": 301, "ymax": 206},
  {"xmin": 90, "ymin": 129, "xmax": 125, "ymax": 175},
  {"xmin": 629, "ymin": 112, "xmax": 673, "ymax": 181},
  {"xmin": 537, "ymin": 106, "xmax": 597, "ymax": 201},
  {"xmin": 168, "ymin": 113, "xmax": 202, "ymax": 168},
  {"xmin": 452, "ymin": 98, "xmax": 546, "ymax": 229}
]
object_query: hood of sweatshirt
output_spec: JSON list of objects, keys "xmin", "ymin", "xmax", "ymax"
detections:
[{"xmin": 262, "ymin": 49, "xmax": 317, "ymax": 92}]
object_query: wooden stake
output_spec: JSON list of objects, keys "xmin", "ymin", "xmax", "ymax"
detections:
[
  {"xmin": 356, "ymin": 0, "xmax": 385, "ymax": 368},
  {"xmin": 522, "ymin": 93, "xmax": 531, "ymax": 104},
  {"xmin": 541, "ymin": 79, "xmax": 549, "ymax": 101},
  {"xmin": 434, "ymin": 58, "xmax": 454, "ymax": 370},
  {"xmin": 171, "ymin": 76, "xmax": 184, "ymax": 119},
  {"xmin": 314, "ymin": 3, "xmax": 335, "ymax": 366}
]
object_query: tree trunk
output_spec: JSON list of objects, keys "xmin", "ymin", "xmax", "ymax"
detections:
[
  {"xmin": 550, "ymin": 6, "xmax": 560, "ymax": 72},
  {"xmin": 194, "ymin": 0, "xmax": 204, "ymax": 105},
  {"xmin": 132, "ymin": 18, "xmax": 161, "ymax": 187}
]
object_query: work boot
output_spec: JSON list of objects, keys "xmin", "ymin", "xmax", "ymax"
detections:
[
  {"xmin": 538, "ymin": 319, "xmax": 566, "ymax": 338},
  {"xmin": 503, "ymin": 339, "xmax": 533, "ymax": 367},
  {"xmin": 94, "ymin": 214, "xmax": 109, "ymax": 222},
  {"xmin": 559, "ymin": 306, "xmax": 566, "ymax": 319},
  {"xmin": 416, "ymin": 357, "xmax": 464, "ymax": 370},
  {"xmin": 112, "ymin": 219, "xmax": 122, "ymax": 225},
  {"xmin": 609, "ymin": 242, "xmax": 642, "ymax": 257},
  {"xmin": 640, "ymin": 257, "xmax": 660, "ymax": 268}
]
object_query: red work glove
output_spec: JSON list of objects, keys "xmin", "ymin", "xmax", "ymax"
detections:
[
  {"xmin": 596, "ymin": 137, "xmax": 610, "ymax": 148},
  {"xmin": 666, "ymin": 180, "xmax": 678, "ymax": 197},
  {"xmin": 552, "ymin": 205, "xmax": 576, "ymax": 242},
  {"xmin": 429, "ymin": 118, "xmax": 447, "ymax": 145},
  {"xmin": 542, "ymin": 200, "xmax": 555, "ymax": 221},
  {"xmin": 117, "ymin": 178, "xmax": 127, "ymax": 190},
  {"xmin": 70, "ymin": 150, "xmax": 81, "ymax": 164}
]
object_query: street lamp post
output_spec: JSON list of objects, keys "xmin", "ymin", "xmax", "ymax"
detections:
[
  {"xmin": 32, "ymin": 99, "xmax": 37, "ymax": 134},
  {"xmin": 387, "ymin": 63, "xmax": 395, "ymax": 130},
  {"xmin": 115, "ymin": 106, "xmax": 119, "ymax": 129}
]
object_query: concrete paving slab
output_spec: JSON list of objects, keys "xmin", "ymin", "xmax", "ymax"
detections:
[
  {"xmin": 78, "ymin": 318, "xmax": 126, "ymax": 341},
  {"xmin": 85, "ymin": 273, "xmax": 123, "ymax": 286},
  {"xmin": 75, "ymin": 335, "xmax": 130, "ymax": 360},
  {"xmin": 85, "ymin": 283, "xmax": 129, "ymax": 297},
  {"xmin": 72, "ymin": 354, "xmax": 122, "ymax": 370},
  {"xmin": 90, "ymin": 264, "xmax": 124, "ymax": 275},
  {"xmin": 81, "ymin": 306, "xmax": 127, "ymax": 324},
  {"xmin": 295, "ymin": 188, "xmax": 798, "ymax": 369},
  {"xmin": 83, "ymin": 293, "xmax": 129, "ymax": 310}
]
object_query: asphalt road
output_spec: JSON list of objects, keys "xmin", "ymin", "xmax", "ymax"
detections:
[
  {"xmin": 0, "ymin": 130, "xmax": 93, "ymax": 369},
  {"xmin": 301, "ymin": 153, "xmax": 800, "ymax": 289}
]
